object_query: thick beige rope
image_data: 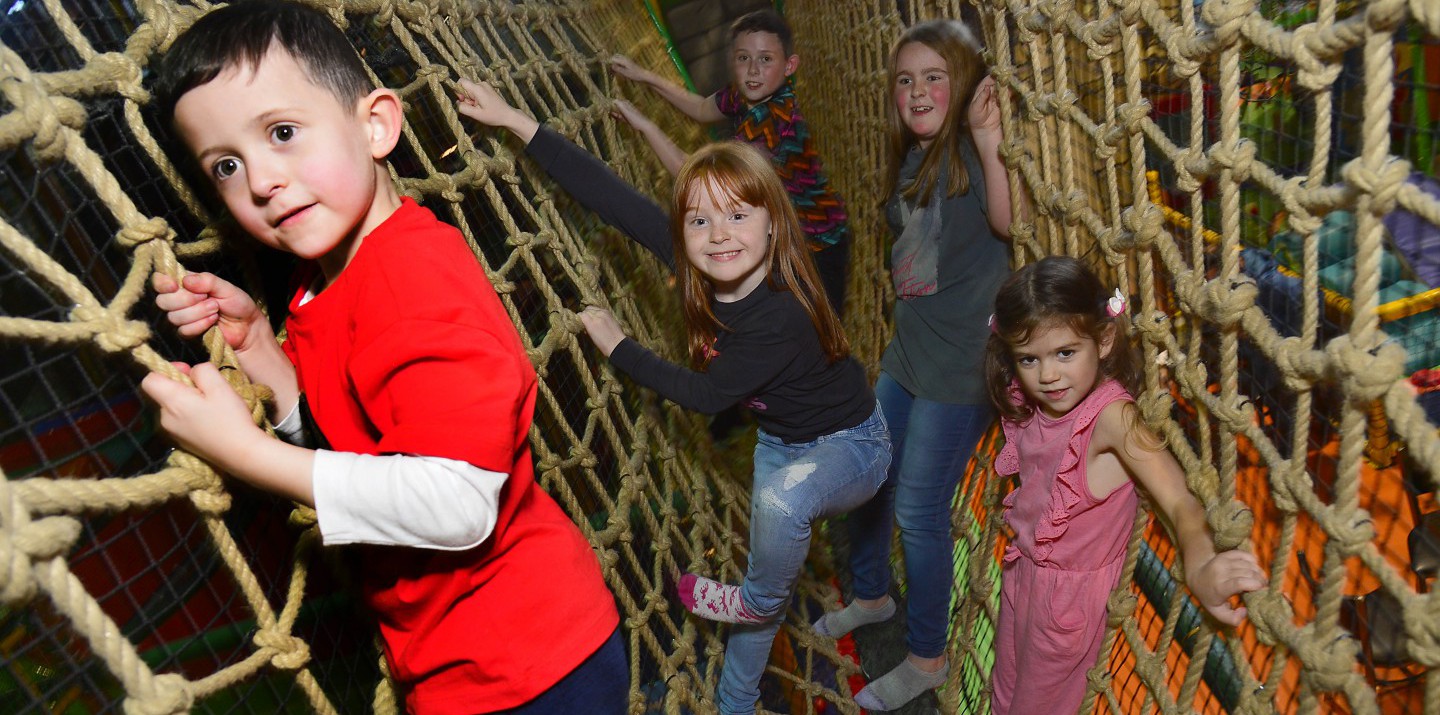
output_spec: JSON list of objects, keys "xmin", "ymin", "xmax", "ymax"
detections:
[{"xmin": 2, "ymin": 0, "xmax": 1438, "ymax": 713}]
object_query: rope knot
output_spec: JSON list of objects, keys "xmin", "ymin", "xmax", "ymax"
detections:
[
  {"xmin": 189, "ymin": 487, "xmax": 232, "ymax": 515},
  {"xmin": 0, "ymin": 515, "xmax": 83, "ymax": 603},
  {"xmin": 1404, "ymin": 596, "xmax": 1440, "ymax": 666},
  {"xmin": 117, "ymin": 217, "xmax": 172, "ymax": 248},
  {"xmin": 1078, "ymin": 19, "xmax": 1118, "ymax": 58},
  {"xmin": 1121, "ymin": 203, "xmax": 1165, "ymax": 246},
  {"xmin": 1294, "ymin": 622, "xmax": 1361, "ymax": 691},
  {"xmin": 1209, "ymin": 139, "xmax": 1257, "ymax": 181},
  {"xmin": 1272, "ymin": 336, "xmax": 1322, "ymax": 391},
  {"xmin": 1341, "ymin": 157, "xmax": 1410, "ymax": 215},
  {"xmin": 1325, "ymin": 335, "xmax": 1406, "ymax": 403},
  {"xmin": 1413, "ymin": 0, "xmax": 1440, "ymax": 35},
  {"xmin": 1199, "ymin": 0, "xmax": 1257, "ymax": 44},
  {"xmin": 1280, "ymin": 177, "xmax": 1323, "ymax": 234},
  {"xmin": 1322, "ymin": 504, "xmax": 1375, "ymax": 553},
  {"xmin": 1106, "ymin": 590, "xmax": 1138, "ymax": 623},
  {"xmin": 69, "ymin": 304, "xmax": 151, "ymax": 353},
  {"xmin": 1365, "ymin": 0, "xmax": 1407, "ymax": 31},
  {"xmin": 1163, "ymin": 26, "xmax": 1202, "ymax": 78},
  {"xmin": 254, "ymin": 628, "xmax": 311, "ymax": 670},
  {"xmin": 1291, "ymin": 25, "xmax": 1342, "ymax": 90},
  {"xmin": 1202, "ymin": 276, "xmax": 1257, "ymax": 328},
  {"xmin": 1207, "ymin": 501, "xmax": 1253, "ymax": 550},
  {"xmin": 122, "ymin": 673, "xmax": 193, "ymax": 715},
  {"xmin": 288, "ymin": 506, "xmax": 318, "ymax": 528}
]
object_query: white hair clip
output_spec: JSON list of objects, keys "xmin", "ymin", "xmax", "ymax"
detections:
[{"xmin": 1106, "ymin": 289, "xmax": 1127, "ymax": 318}]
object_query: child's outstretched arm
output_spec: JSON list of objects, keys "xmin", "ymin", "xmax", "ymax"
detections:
[
  {"xmin": 968, "ymin": 76, "xmax": 1018, "ymax": 239},
  {"xmin": 612, "ymin": 99, "xmax": 687, "ymax": 176},
  {"xmin": 609, "ymin": 54, "xmax": 725, "ymax": 123},
  {"xmin": 455, "ymin": 79, "xmax": 676, "ymax": 267},
  {"xmin": 1095, "ymin": 403, "xmax": 1266, "ymax": 626},
  {"xmin": 455, "ymin": 78, "xmax": 540, "ymax": 144}
]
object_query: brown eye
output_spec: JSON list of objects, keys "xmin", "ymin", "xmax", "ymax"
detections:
[{"xmin": 212, "ymin": 157, "xmax": 240, "ymax": 180}]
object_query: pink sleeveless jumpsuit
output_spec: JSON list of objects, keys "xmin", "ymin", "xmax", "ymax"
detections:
[{"xmin": 990, "ymin": 379, "xmax": 1137, "ymax": 715}]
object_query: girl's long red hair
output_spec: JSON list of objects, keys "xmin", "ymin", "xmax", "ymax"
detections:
[{"xmin": 670, "ymin": 143, "xmax": 849, "ymax": 367}]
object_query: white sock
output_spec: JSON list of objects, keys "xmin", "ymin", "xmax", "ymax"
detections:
[
  {"xmin": 812, "ymin": 597, "xmax": 896, "ymax": 638},
  {"xmin": 853, "ymin": 658, "xmax": 948, "ymax": 711}
]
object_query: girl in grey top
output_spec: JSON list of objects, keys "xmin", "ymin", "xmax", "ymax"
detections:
[{"xmin": 811, "ymin": 18, "xmax": 1018, "ymax": 711}]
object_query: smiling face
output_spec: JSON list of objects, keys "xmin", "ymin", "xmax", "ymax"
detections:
[
  {"xmin": 1011, "ymin": 319, "xmax": 1114, "ymax": 419},
  {"xmin": 172, "ymin": 46, "xmax": 398, "ymax": 280},
  {"xmin": 731, "ymin": 30, "xmax": 797, "ymax": 105},
  {"xmin": 681, "ymin": 179, "xmax": 772, "ymax": 302},
  {"xmin": 893, "ymin": 41, "xmax": 952, "ymax": 148}
]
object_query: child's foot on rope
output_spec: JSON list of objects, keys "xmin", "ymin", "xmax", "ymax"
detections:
[
  {"xmin": 812, "ymin": 597, "xmax": 896, "ymax": 638},
  {"xmin": 853, "ymin": 657, "xmax": 948, "ymax": 711},
  {"xmin": 673, "ymin": 572, "xmax": 765, "ymax": 624}
]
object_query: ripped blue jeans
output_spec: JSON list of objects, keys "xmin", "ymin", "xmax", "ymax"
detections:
[{"xmin": 715, "ymin": 404, "xmax": 891, "ymax": 714}]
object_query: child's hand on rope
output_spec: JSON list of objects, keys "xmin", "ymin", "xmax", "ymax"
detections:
[
  {"xmin": 578, "ymin": 306, "xmax": 627, "ymax": 357},
  {"xmin": 967, "ymin": 75, "xmax": 1001, "ymax": 138},
  {"xmin": 141, "ymin": 361, "xmax": 264, "ymax": 470},
  {"xmin": 456, "ymin": 78, "xmax": 540, "ymax": 143},
  {"xmin": 609, "ymin": 54, "xmax": 650, "ymax": 84},
  {"xmin": 456, "ymin": 78, "xmax": 515, "ymax": 127},
  {"xmin": 610, "ymin": 99, "xmax": 649, "ymax": 131},
  {"xmin": 153, "ymin": 272, "xmax": 269, "ymax": 354},
  {"xmin": 1186, "ymin": 549, "xmax": 1266, "ymax": 626}
]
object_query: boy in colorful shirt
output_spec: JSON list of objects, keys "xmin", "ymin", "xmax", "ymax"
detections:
[
  {"xmin": 139, "ymin": 2, "xmax": 623, "ymax": 712},
  {"xmin": 611, "ymin": 9, "xmax": 852, "ymax": 314}
]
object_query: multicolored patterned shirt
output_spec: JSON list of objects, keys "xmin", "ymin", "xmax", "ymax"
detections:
[{"xmin": 715, "ymin": 80, "xmax": 849, "ymax": 250}]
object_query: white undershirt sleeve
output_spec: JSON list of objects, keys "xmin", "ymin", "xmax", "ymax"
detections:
[
  {"xmin": 311, "ymin": 450, "xmax": 507, "ymax": 550},
  {"xmin": 273, "ymin": 402, "xmax": 308, "ymax": 446}
]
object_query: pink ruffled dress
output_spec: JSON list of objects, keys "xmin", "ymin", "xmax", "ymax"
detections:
[{"xmin": 990, "ymin": 379, "xmax": 1137, "ymax": 715}]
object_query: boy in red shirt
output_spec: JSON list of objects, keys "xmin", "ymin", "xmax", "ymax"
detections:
[{"xmin": 139, "ymin": 2, "xmax": 622, "ymax": 712}]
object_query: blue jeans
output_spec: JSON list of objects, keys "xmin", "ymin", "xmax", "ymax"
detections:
[
  {"xmin": 847, "ymin": 372, "xmax": 993, "ymax": 658},
  {"xmin": 495, "ymin": 627, "xmax": 626, "ymax": 714},
  {"xmin": 716, "ymin": 405, "xmax": 891, "ymax": 714}
]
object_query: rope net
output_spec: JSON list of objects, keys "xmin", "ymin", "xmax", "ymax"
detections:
[{"xmin": 0, "ymin": 1, "xmax": 1436, "ymax": 714}]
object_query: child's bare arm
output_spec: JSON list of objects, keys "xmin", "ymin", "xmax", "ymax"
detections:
[
  {"xmin": 455, "ymin": 79, "xmax": 540, "ymax": 144},
  {"xmin": 612, "ymin": 99, "xmax": 687, "ymax": 176},
  {"xmin": 609, "ymin": 54, "xmax": 725, "ymax": 123},
  {"xmin": 152, "ymin": 271, "xmax": 299, "ymax": 422},
  {"xmin": 968, "ymin": 76, "xmax": 1018, "ymax": 239},
  {"xmin": 1097, "ymin": 404, "xmax": 1266, "ymax": 626}
]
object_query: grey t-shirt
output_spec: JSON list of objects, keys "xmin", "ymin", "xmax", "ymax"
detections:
[{"xmin": 880, "ymin": 143, "xmax": 1011, "ymax": 405}]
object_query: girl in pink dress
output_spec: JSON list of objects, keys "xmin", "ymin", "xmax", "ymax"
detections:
[{"xmin": 983, "ymin": 257, "xmax": 1266, "ymax": 714}]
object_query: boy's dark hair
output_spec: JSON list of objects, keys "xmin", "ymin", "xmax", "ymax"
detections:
[
  {"xmin": 154, "ymin": 0, "xmax": 373, "ymax": 126},
  {"xmin": 984, "ymin": 256, "xmax": 1144, "ymax": 422},
  {"xmin": 729, "ymin": 9, "xmax": 793, "ymax": 56}
]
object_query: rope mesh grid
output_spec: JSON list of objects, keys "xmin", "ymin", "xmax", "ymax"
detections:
[{"xmin": 0, "ymin": 0, "xmax": 1437, "ymax": 713}]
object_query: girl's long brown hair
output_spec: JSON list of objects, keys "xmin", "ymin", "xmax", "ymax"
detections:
[
  {"xmin": 984, "ymin": 256, "xmax": 1143, "ymax": 423},
  {"xmin": 883, "ymin": 19, "xmax": 986, "ymax": 207},
  {"xmin": 670, "ymin": 143, "xmax": 849, "ymax": 368}
]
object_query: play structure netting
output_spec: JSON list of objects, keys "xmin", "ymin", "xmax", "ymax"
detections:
[{"xmin": 2, "ymin": 0, "xmax": 1440, "ymax": 712}]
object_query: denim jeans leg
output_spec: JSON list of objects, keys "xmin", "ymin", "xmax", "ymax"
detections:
[
  {"xmin": 849, "ymin": 373, "xmax": 993, "ymax": 658},
  {"xmin": 847, "ymin": 373, "xmax": 913, "ymax": 602},
  {"xmin": 714, "ymin": 409, "xmax": 891, "ymax": 714},
  {"xmin": 893, "ymin": 398, "xmax": 992, "ymax": 657}
]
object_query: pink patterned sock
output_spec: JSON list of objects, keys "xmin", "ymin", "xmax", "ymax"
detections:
[{"xmin": 675, "ymin": 573, "xmax": 765, "ymax": 624}]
